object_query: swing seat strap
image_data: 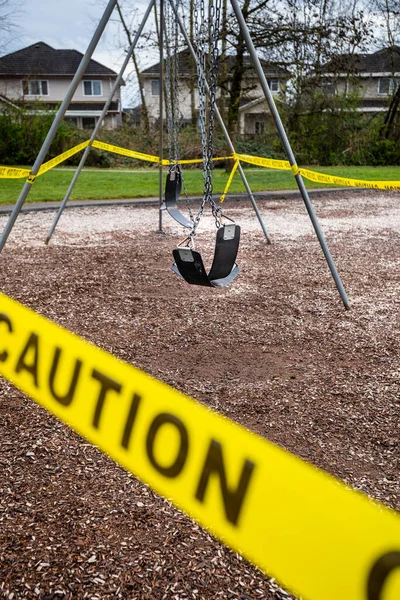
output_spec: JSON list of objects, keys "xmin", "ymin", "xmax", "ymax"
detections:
[
  {"xmin": 171, "ymin": 224, "xmax": 241, "ymax": 287},
  {"xmin": 164, "ymin": 165, "xmax": 192, "ymax": 229}
]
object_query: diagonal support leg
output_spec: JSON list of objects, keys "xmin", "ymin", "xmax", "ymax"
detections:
[
  {"xmin": 45, "ymin": 0, "xmax": 156, "ymax": 245},
  {"xmin": 0, "ymin": 0, "xmax": 119, "ymax": 253},
  {"xmin": 230, "ymin": 0, "xmax": 350, "ymax": 309}
]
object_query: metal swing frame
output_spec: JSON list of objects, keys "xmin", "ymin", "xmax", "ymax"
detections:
[{"xmin": 0, "ymin": 0, "xmax": 349, "ymax": 307}]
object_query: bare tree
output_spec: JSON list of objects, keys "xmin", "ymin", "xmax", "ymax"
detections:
[
  {"xmin": 368, "ymin": 0, "xmax": 400, "ymax": 138},
  {"xmin": 115, "ymin": 1, "xmax": 150, "ymax": 134},
  {"xmin": 0, "ymin": 0, "xmax": 23, "ymax": 53}
]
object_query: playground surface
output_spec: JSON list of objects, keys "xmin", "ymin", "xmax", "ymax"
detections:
[{"xmin": 0, "ymin": 189, "xmax": 399, "ymax": 599}]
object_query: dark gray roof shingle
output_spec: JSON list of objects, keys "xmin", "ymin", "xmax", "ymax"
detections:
[
  {"xmin": 321, "ymin": 46, "xmax": 400, "ymax": 74},
  {"xmin": 141, "ymin": 48, "xmax": 290, "ymax": 78},
  {"xmin": 0, "ymin": 42, "xmax": 118, "ymax": 77}
]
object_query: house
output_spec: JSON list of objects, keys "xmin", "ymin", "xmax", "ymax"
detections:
[
  {"xmin": 318, "ymin": 46, "xmax": 400, "ymax": 113},
  {"xmin": 0, "ymin": 42, "xmax": 124, "ymax": 129},
  {"xmin": 137, "ymin": 49, "xmax": 290, "ymax": 135}
]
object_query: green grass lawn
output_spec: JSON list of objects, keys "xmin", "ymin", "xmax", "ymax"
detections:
[{"xmin": 1, "ymin": 165, "xmax": 400, "ymax": 204}]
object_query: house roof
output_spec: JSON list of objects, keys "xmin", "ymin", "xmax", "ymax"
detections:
[
  {"xmin": 321, "ymin": 46, "xmax": 400, "ymax": 74},
  {"xmin": 0, "ymin": 42, "xmax": 118, "ymax": 77},
  {"xmin": 141, "ymin": 48, "xmax": 290, "ymax": 79}
]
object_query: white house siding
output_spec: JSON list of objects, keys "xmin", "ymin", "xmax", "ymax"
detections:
[
  {"xmin": 143, "ymin": 77, "xmax": 198, "ymax": 122},
  {"xmin": 238, "ymin": 91, "xmax": 285, "ymax": 135},
  {"xmin": 142, "ymin": 75, "xmax": 284, "ymax": 131},
  {"xmin": 325, "ymin": 71, "xmax": 399, "ymax": 112},
  {"xmin": 0, "ymin": 76, "xmax": 120, "ymax": 103},
  {"xmin": 0, "ymin": 79, "xmax": 21, "ymax": 99},
  {"xmin": 0, "ymin": 76, "xmax": 121, "ymax": 130}
]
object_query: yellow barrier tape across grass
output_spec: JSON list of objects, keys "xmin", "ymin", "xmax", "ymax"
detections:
[
  {"xmin": 176, "ymin": 156, "xmax": 231, "ymax": 165},
  {"xmin": 0, "ymin": 166, "xmax": 31, "ymax": 179},
  {"xmin": 1, "ymin": 139, "xmax": 400, "ymax": 191},
  {"xmin": 234, "ymin": 152, "xmax": 400, "ymax": 190},
  {"xmin": 299, "ymin": 167, "xmax": 400, "ymax": 191},
  {"xmin": 0, "ymin": 141, "xmax": 91, "ymax": 180},
  {"xmin": 235, "ymin": 152, "xmax": 292, "ymax": 171},
  {"xmin": 0, "ymin": 292, "xmax": 399, "ymax": 600},
  {"xmin": 91, "ymin": 140, "xmax": 161, "ymax": 165},
  {"xmin": 220, "ymin": 159, "xmax": 239, "ymax": 203},
  {"xmin": 37, "ymin": 140, "xmax": 91, "ymax": 176}
]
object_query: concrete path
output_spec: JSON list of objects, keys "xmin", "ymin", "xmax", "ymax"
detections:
[{"xmin": 0, "ymin": 187, "xmax": 364, "ymax": 215}]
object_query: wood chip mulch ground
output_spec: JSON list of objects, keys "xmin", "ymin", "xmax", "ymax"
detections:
[{"xmin": 0, "ymin": 190, "xmax": 399, "ymax": 599}]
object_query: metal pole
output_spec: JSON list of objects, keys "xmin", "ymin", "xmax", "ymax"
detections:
[
  {"xmin": 229, "ymin": 0, "xmax": 349, "ymax": 309},
  {"xmin": 45, "ymin": 0, "xmax": 155, "ymax": 245},
  {"xmin": 0, "ymin": 0, "xmax": 119, "ymax": 253},
  {"xmin": 168, "ymin": 0, "xmax": 271, "ymax": 243},
  {"xmin": 158, "ymin": 0, "xmax": 165, "ymax": 232}
]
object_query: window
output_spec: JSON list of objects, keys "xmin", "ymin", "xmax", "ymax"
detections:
[
  {"xmin": 255, "ymin": 121, "xmax": 266, "ymax": 134},
  {"xmin": 151, "ymin": 79, "xmax": 160, "ymax": 96},
  {"xmin": 378, "ymin": 77, "xmax": 396, "ymax": 95},
  {"xmin": 22, "ymin": 80, "xmax": 48, "ymax": 96},
  {"xmin": 268, "ymin": 79, "xmax": 279, "ymax": 92},
  {"xmin": 83, "ymin": 80, "xmax": 102, "ymax": 96},
  {"xmin": 321, "ymin": 80, "xmax": 335, "ymax": 95},
  {"xmin": 82, "ymin": 117, "xmax": 97, "ymax": 129}
]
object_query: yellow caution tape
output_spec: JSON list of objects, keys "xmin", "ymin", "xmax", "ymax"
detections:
[
  {"xmin": 0, "ymin": 291, "xmax": 399, "ymax": 600},
  {"xmin": 235, "ymin": 152, "xmax": 291, "ymax": 171},
  {"xmin": 0, "ymin": 142, "xmax": 91, "ymax": 180},
  {"xmin": 0, "ymin": 166, "xmax": 31, "ymax": 179},
  {"xmin": 92, "ymin": 140, "xmax": 161, "ymax": 165},
  {"xmin": 234, "ymin": 152, "xmax": 400, "ymax": 190},
  {"xmin": 299, "ymin": 167, "xmax": 400, "ymax": 190},
  {"xmin": 220, "ymin": 159, "xmax": 239, "ymax": 203},
  {"xmin": 176, "ymin": 156, "xmax": 232, "ymax": 165},
  {"xmin": 37, "ymin": 140, "xmax": 91, "ymax": 176},
  {"xmin": 1, "ymin": 139, "xmax": 400, "ymax": 192},
  {"xmin": 291, "ymin": 163, "xmax": 300, "ymax": 176}
]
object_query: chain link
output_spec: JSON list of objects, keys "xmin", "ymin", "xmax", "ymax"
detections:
[
  {"xmin": 164, "ymin": 0, "xmax": 194, "ymax": 223},
  {"xmin": 164, "ymin": 1, "xmax": 178, "ymax": 163},
  {"xmin": 190, "ymin": 0, "xmax": 222, "ymax": 241},
  {"xmin": 207, "ymin": 0, "xmax": 222, "ymax": 227}
]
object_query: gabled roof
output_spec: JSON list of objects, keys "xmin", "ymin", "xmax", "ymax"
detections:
[
  {"xmin": 0, "ymin": 42, "xmax": 118, "ymax": 77},
  {"xmin": 321, "ymin": 46, "xmax": 400, "ymax": 74},
  {"xmin": 141, "ymin": 48, "xmax": 290, "ymax": 78}
]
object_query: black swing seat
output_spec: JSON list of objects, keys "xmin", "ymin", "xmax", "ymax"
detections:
[
  {"xmin": 171, "ymin": 224, "xmax": 240, "ymax": 287},
  {"xmin": 163, "ymin": 165, "xmax": 192, "ymax": 229}
]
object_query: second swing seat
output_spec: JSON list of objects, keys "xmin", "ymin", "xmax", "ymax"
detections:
[{"xmin": 164, "ymin": 165, "xmax": 192, "ymax": 229}]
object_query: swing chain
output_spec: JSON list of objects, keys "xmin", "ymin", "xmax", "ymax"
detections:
[
  {"xmin": 164, "ymin": 0, "xmax": 179, "ymax": 164},
  {"xmin": 190, "ymin": 0, "xmax": 222, "ymax": 242},
  {"xmin": 164, "ymin": 0, "xmax": 194, "ymax": 223},
  {"xmin": 207, "ymin": 0, "xmax": 222, "ymax": 228}
]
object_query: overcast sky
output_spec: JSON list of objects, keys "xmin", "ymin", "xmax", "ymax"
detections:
[{"xmin": 5, "ymin": 0, "xmax": 157, "ymax": 107}]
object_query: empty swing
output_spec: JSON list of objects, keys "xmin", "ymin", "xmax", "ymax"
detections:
[
  {"xmin": 164, "ymin": 163, "xmax": 193, "ymax": 228},
  {"xmin": 163, "ymin": 1, "xmax": 193, "ymax": 229},
  {"xmin": 171, "ymin": 0, "xmax": 240, "ymax": 288}
]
